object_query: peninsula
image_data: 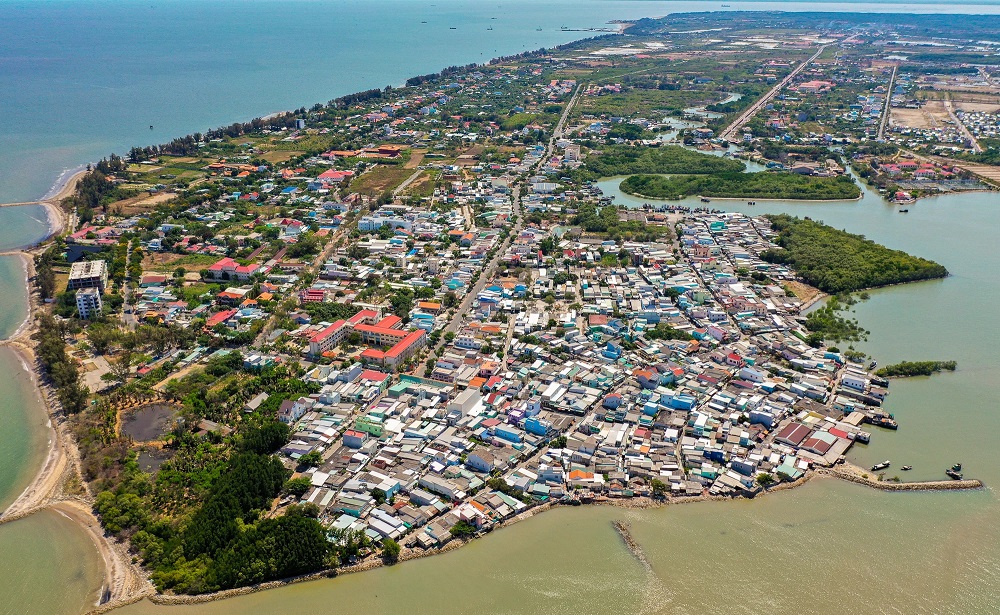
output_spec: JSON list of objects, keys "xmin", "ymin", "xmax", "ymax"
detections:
[{"xmin": 3, "ymin": 10, "xmax": 993, "ymax": 611}]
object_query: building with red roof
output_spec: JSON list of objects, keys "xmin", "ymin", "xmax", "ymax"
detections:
[
  {"xmin": 206, "ymin": 257, "xmax": 261, "ymax": 281},
  {"xmin": 205, "ymin": 309, "xmax": 238, "ymax": 330}
]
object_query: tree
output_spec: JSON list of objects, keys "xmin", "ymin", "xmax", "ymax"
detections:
[
  {"xmin": 283, "ymin": 476, "xmax": 312, "ymax": 498},
  {"xmin": 756, "ymin": 473, "xmax": 775, "ymax": 487},
  {"xmin": 650, "ymin": 478, "xmax": 667, "ymax": 498},
  {"xmin": 298, "ymin": 450, "xmax": 323, "ymax": 468},
  {"xmin": 87, "ymin": 323, "xmax": 119, "ymax": 355},
  {"xmin": 449, "ymin": 520, "xmax": 476, "ymax": 538},
  {"xmin": 381, "ymin": 538, "xmax": 401, "ymax": 564},
  {"xmin": 106, "ymin": 352, "xmax": 133, "ymax": 386}
]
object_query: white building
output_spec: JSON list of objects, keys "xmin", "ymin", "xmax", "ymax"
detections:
[{"xmin": 76, "ymin": 287, "xmax": 103, "ymax": 319}]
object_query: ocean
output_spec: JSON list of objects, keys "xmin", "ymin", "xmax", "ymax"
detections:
[{"xmin": 4, "ymin": 0, "xmax": 1000, "ymax": 204}]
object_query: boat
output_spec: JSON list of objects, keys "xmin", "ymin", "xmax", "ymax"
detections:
[
  {"xmin": 449, "ymin": 26, "xmax": 457, "ymax": 29},
  {"xmin": 952, "ymin": 463, "xmax": 963, "ymax": 472},
  {"xmin": 869, "ymin": 360, "xmax": 877, "ymax": 369},
  {"xmin": 899, "ymin": 208, "xmax": 909, "ymax": 213},
  {"xmin": 901, "ymin": 465, "xmax": 913, "ymax": 471},
  {"xmin": 487, "ymin": 26, "xmax": 493, "ymax": 30},
  {"xmin": 869, "ymin": 414, "xmax": 898, "ymax": 430},
  {"xmin": 871, "ymin": 460, "xmax": 891, "ymax": 471},
  {"xmin": 536, "ymin": 27, "xmax": 542, "ymax": 31},
  {"xmin": 700, "ymin": 197, "xmax": 711, "ymax": 203},
  {"xmin": 946, "ymin": 469, "xmax": 964, "ymax": 480}
]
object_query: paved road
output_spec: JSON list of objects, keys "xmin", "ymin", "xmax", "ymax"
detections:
[
  {"xmin": 877, "ymin": 65, "xmax": 897, "ymax": 140},
  {"xmin": 393, "ymin": 168, "xmax": 425, "ymax": 197},
  {"xmin": 434, "ymin": 85, "xmax": 583, "ymax": 351},
  {"xmin": 945, "ymin": 98, "xmax": 982, "ymax": 153},
  {"xmin": 719, "ymin": 45, "xmax": 829, "ymax": 142}
]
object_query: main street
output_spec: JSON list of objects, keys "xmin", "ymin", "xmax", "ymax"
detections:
[
  {"xmin": 434, "ymin": 84, "xmax": 583, "ymax": 350},
  {"xmin": 720, "ymin": 44, "xmax": 830, "ymax": 142}
]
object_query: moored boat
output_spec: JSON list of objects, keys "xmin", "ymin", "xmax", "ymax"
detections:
[{"xmin": 871, "ymin": 460, "xmax": 891, "ymax": 471}]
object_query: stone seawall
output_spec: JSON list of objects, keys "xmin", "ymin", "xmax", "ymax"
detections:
[{"xmin": 822, "ymin": 463, "xmax": 984, "ymax": 492}]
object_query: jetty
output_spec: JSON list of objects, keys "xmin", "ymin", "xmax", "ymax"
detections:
[
  {"xmin": 822, "ymin": 463, "xmax": 983, "ymax": 492},
  {"xmin": 612, "ymin": 520, "xmax": 652, "ymax": 572}
]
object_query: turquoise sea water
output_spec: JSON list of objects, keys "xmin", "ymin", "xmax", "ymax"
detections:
[{"xmin": 4, "ymin": 0, "xmax": 1000, "ymax": 204}]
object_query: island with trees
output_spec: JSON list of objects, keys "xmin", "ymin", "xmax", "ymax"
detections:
[
  {"xmin": 574, "ymin": 144, "xmax": 744, "ymax": 182},
  {"xmin": 874, "ymin": 361, "xmax": 957, "ymax": 378},
  {"xmin": 619, "ymin": 171, "xmax": 861, "ymax": 201},
  {"xmin": 761, "ymin": 214, "xmax": 948, "ymax": 293}
]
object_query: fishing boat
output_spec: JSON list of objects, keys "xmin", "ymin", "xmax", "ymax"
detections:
[
  {"xmin": 871, "ymin": 460, "xmax": 891, "ymax": 471},
  {"xmin": 899, "ymin": 208, "xmax": 909, "ymax": 213},
  {"xmin": 946, "ymin": 469, "xmax": 964, "ymax": 480},
  {"xmin": 536, "ymin": 27, "xmax": 542, "ymax": 31},
  {"xmin": 901, "ymin": 465, "xmax": 912, "ymax": 471},
  {"xmin": 487, "ymin": 26, "xmax": 493, "ymax": 30},
  {"xmin": 952, "ymin": 463, "xmax": 963, "ymax": 472},
  {"xmin": 700, "ymin": 197, "xmax": 711, "ymax": 203},
  {"xmin": 870, "ymin": 415, "xmax": 898, "ymax": 430},
  {"xmin": 450, "ymin": 26, "xmax": 457, "ymax": 29}
]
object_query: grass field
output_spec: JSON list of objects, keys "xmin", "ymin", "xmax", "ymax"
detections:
[
  {"xmin": 260, "ymin": 150, "xmax": 305, "ymax": 164},
  {"xmin": 402, "ymin": 170, "xmax": 438, "ymax": 198},
  {"xmin": 349, "ymin": 165, "xmax": 416, "ymax": 196},
  {"xmin": 143, "ymin": 253, "xmax": 218, "ymax": 272}
]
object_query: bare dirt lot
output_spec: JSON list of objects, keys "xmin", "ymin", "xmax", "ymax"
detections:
[
  {"xmin": 110, "ymin": 191, "xmax": 177, "ymax": 215},
  {"xmin": 891, "ymin": 101, "xmax": 950, "ymax": 130},
  {"xmin": 955, "ymin": 102, "xmax": 1000, "ymax": 113}
]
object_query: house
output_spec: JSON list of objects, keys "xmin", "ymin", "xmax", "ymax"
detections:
[
  {"xmin": 343, "ymin": 429, "xmax": 368, "ymax": 449},
  {"xmin": 774, "ymin": 422, "xmax": 811, "ymax": 447},
  {"xmin": 466, "ymin": 450, "xmax": 496, "ymax": 473},
  {"xmin": 206, "ymin": 257, "xmax": 261, "ymax": 281}
]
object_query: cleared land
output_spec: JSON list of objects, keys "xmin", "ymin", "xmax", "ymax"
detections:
[
  {"xmin": 349, "ymin": 165, "xmax": 414, "ymax": 196},
  {"xmin": 891, "ymin": 101, "xmax": 950, "ymax": 130}
]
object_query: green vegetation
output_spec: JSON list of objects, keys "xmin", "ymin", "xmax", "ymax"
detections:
[
  {"xmin": 450, "ymin": 520, "xmax": 477, "ymax": 538},
  {"xmin": 381, "ymin": 538, "xmax": 401, "ymax": 563},
  {"xmin": 803, "ymin": 297, "xmax": 868, "ymax": 346},
  {"xmin": 302, "ymin": 301, "xmax": 363, "ymax": 322},
  {"xmin": 644, "ymin": 322, "xmax": 693, "ymax": 341},
  {"xmin": 95, "ymin": 419, "xmax": 333, "ymax": 594},
  {"xmin": 575, "ymin": 145, "xmax": 744, "ymax": 182},
  {"xmin": 571, "ymin": 203, "xmax": 670, "ymax": 241},
  {"xmin": 874, "ymin": 361, "xmax": 957, "ymax": 378},
  {"xmin": 761, "ymin": 214, "xmax": 948, "ymax": 293},
  {"xmin": 756, "ymin": 473, "xmax": 775, "ymax": 487},
  {"xmin": 33, "ymin": 314, "xmax": 89, "ymax": 414},
  {"xmin": 620, "ymin": 172, "xmax": 861, "ymax": 200}
]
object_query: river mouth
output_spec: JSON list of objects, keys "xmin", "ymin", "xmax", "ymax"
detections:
[{"xmin": 123, "ymin": 403, "xmax": 181, "ymax": 442}]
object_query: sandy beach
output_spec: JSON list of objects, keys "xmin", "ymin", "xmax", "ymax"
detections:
[{"xmin": 0, "ymin": 165, "xmax": 151, "ymax": 612}]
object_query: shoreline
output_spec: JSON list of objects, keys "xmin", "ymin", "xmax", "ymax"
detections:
[
  {"xmin": 0, "ymin": 32, "xmax": 978, "ymax": 615},
  {"xmin": 0, "ymin": 165, "xmax": 151, "ymax": 610},
  {"xmin": 86, "ymin": 461, "xmax": 985, "ymax": 612},
  {"xmin": 5, "ymin": 162, "xmax": 972, "ymax": 612},
  {"xmin": 620, "ymin": 189, "xmax": 865, "ymax": 203}
]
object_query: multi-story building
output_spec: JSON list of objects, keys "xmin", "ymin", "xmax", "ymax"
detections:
[
  {"xmin": 76, "ymin": 287, "xmax": 103, "ymax": 319},
  {"xmin": 68, "ymin": 260, "xmax": 108, "ymax": 292}
]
